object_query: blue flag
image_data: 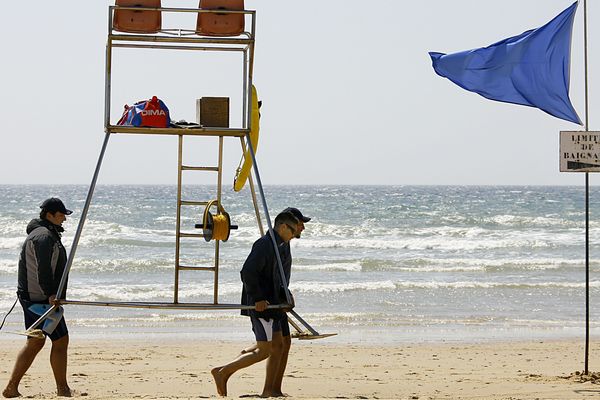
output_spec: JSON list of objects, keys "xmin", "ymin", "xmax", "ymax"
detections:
[{"xmin": 429, "ymin": 2, "xmax": 581, "ymax": 125}]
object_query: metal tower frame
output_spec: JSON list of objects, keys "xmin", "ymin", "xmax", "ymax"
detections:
[{"xmin": 27, "ymin": 4, "xmax": 325, "ymax": 339}]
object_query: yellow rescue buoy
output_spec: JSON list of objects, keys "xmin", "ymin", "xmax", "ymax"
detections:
[{"xmin": 233, "ymin": 85, "xmax": 260, "ymax": 192}]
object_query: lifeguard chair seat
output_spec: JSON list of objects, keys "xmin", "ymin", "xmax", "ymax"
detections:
[
  {"xmin": 113, "ymin": 0, "xmax": 162, "ymax": 34},
  {"xmin": 197, "ymin": 0, "xmax": 245, "ymax": 37}
]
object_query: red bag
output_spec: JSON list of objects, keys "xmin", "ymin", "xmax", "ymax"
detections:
[{"xmin": 117, "ymin": 96, "xmax": 171, "ymax": 127}]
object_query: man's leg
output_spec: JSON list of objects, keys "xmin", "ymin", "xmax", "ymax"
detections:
[
  {"xmin": 211, "ymin": 315, "xmax": 274, "ymax": 397},
  {"xmin": 268, "ymin": 314, "xmax": 292, "ymax": 397},
  {"xmin": 50, "ymin": 334, "xmax": 71, "ymax": 397},
  {"xmin": 2, "ymin": 337, "xmax": 46, "ymax": 398},
  {"xmin": 261, "ymin": 331, "xmax": 285, "ymax": 397},
  {"xmin": 271, "ymin": 334, "xmax": 291, "ymax": 396},
  {"xmin": 211, "ymin": 341, "xmax": 271, "ymax": 397}
]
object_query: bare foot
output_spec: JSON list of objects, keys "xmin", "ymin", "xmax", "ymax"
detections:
[
  {"xmin": 57, "ymin": 386, "xmax": 72, "ymax": 397},
  {"xmin": 211, "ymin": 367, "xmax": 228, "ymax": 397},
  {"xmin": 2, "ymin": 386, "xmax": 21, "ymax": 398},
  {"xmin": 260, "ymin": 391, "xmax": 289, "ymax": 398}
]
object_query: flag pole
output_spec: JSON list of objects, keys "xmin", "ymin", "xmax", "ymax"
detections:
[{"xmin": 583, "ymin": 0, "xmax": 590, "ymax": 376}]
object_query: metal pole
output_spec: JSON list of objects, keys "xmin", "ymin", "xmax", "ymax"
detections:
[
  {"xmin": 111, "ymin": 44, "xmax": 244, "ymax": 52},
  {"xmin": 214, "ymin": 136, "xmax": 224, "ymax": 304},
  {"xmin": 243, "ymin": 48, "xmax": 248, "ymax": 129},
  {"xmin": 27, "ymin": 132, "xmax": 112, "ymax": 331},
  {"xmin": 585, "ymin": 172, "xmax": 589, "ymax": 375},
  {"xmin": 174, "ymin": 135, "xmax": 183, "ymax": 303},
  {"xmin": 57, "ymin": 132, "xmax": 111, "ymax": 299},
  {"xmin": 246, "ymin": 154, "xmax": 321, "ymax": 335},
  {"xmin": 243, "ymin": 34, "xmax": 263, "ymax": 236},
  {"xmin": 105, "ymin": 9, "xmax": 113, "ymax": 131},
  {"xmin": 243, "ymin": 13, "xmax": 319, "ymax": 333},
  {"xmin": 61, "ymin": 299, "xmax": 288, "ymax": 311},
  {"xmin": 289, "ymin": 310, "xmax": 319, "ymax": 336},
  {"xmin": 240, "ymin": 46, "xmax": 263, "ymax": 234},
  {"xmin": 24, "ymin": 7, "xmax": 117, "ymax": 331},
  {"xmin": 583, "ymin": 0, "xmax": 590, "ymax": 376},
  {"xmin": 247, "ymin": 171, "xmax": 264, "ymax": 236},
  {"xmin": 238, "ymin": 137, "xmax": 264, "ymax": 235},
  {"xmin": 238, "ymin": 12, "xmax": 287, "ymax": 302},
  {"xmin": 245, "ymin": 134, "xmax": 291, "ymax": 305}
]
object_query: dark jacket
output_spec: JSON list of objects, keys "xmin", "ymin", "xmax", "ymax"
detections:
[
  {"xmin": 17, "ymin": 218, "xmax": 68, "ymax": 302},
  {"xmin": 240, "ymin": 230, "xmax": 291, "ymax": 319}
]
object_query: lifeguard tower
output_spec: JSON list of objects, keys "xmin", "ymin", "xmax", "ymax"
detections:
[{"xmin": 28, "ymin": 0, "xmax": 331, "ymax": 340}]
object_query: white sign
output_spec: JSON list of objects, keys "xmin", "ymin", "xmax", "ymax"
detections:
[{"xmin": 560, "ymin": 131, "xmax": 600, "ymax": 172}]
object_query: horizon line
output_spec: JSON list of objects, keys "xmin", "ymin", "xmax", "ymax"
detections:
[{"xmin": 1, "ymin": 183, "xmax": 600, "ymax": 187}]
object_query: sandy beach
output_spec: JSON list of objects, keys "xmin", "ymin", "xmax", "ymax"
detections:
[{"xmin": 0, "ymin": 336, "xmax": 598, "ymax": 399}]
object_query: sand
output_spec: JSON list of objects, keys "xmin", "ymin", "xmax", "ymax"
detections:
[{"xmin": 1, "ymin": 336, "xmax": 599, "ymax": 399}]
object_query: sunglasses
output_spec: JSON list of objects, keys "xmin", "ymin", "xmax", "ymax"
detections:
[{"xmin": 285, "ymin": 223, "xmax": 297, "ymax": 235}]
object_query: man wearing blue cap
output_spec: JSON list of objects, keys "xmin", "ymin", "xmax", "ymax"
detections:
[
  {"xmin": 228, "ymin": 208, "xmax": 311, "ymax": 397},
  {"xmin": 210, "ymin": 211, "xmax": 299, "ymax": 397},
  {"xmin": 3, "ymin": 198, "xmax": 73, "ymax": 398},
  {"xmin": 263, "ymin": 207, "xmax": 311, "ymax": 397}
]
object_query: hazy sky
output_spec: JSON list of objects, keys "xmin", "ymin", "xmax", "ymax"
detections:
[{"xmin": 1, "ymin": 0, "xmax": 597, "ymax": 185}]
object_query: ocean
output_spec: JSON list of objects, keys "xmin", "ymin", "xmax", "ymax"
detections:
[{"xmin": 1, "ymin": 184, "xmax": 599, "ymax": 344}]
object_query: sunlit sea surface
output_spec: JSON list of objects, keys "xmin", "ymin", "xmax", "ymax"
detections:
[{"xmin": 1, "ymin": 185, "xmax": 599, "ymax": 344}]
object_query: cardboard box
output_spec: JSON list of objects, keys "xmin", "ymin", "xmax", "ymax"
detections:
[{"xmin": 197, "ymin": 97, "xmax": 230, "ymax": 127}]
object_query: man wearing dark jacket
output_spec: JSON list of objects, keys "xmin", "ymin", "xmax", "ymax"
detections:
[
  {"xmin": 211, "ymin": 211, "xmax": 299, "ymax": 397},
  {"xmin": 3, "ymin": 198, "xmax": 73, "ymax": 398},
  {"xmin": 268, "ymin": 207, "xmax": 311, "ymax": 397},
  {"xmin": 235, "ymin": 207, "xmax": 311, "ymax": 396}
]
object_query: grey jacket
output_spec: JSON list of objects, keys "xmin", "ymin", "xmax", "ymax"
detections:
[{"xmin": 17, "ymin": 218, "xmax": 68, "ymax": 302}]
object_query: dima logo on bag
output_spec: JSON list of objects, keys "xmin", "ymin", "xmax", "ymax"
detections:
[
  {"xmin": 117, "ymin": 96, "xmax": 171, "ymax": 127},
  {"xmin": 140, "ymin": 109, "xmax": 167, "ymax": 117}
]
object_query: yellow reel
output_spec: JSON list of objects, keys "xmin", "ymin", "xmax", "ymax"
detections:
[{"xmin": 195, "ymin": 200, "xmax": 238, "ymax": 242}]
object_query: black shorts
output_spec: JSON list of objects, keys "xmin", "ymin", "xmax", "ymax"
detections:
[
  {"xmin": 275, "ymin": 313, "xmax": 290, "ymax": 337},
  {"xmin": 250, "ymin": 313, "xmax": 290, "ymax": 342},
  {"xmin": 19, "ymin": 298, "xmax": 68, "ymax": 342}
]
